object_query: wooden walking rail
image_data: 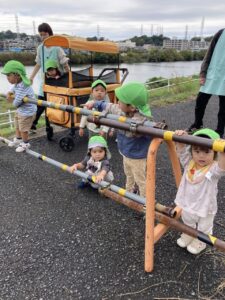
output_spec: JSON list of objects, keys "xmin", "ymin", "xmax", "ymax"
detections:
[{"xmin": 145, "ymin": 138, "xmax": 182, "ymax": 272}]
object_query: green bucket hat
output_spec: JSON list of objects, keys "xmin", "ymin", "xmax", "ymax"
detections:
[
  {"xmin": 2, "ymin": 60, "xmax": 31, "ymax": 86},
  {"xmin": 91, "ymin": 79, "xmax": 107, "ymax": 90},
  {"xmin": 193, "ymin": 128, "xmax": 220, "ymax": 140},
  {"xmin": 45, "ymin": 59, "xmax": 59, "ymax": 71},
  {"xmin": 88, "ymin": 135, "xmax": 111, "ymax": 159},
  {"xmin": 115, "ymin": 81, "xmax": 151, "ymax": 117}
]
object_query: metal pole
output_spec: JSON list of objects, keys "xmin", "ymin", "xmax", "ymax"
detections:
[
  {"xmin": 27, "ymin": 148, "xmax": 147, "ymax": 205},
  {"xmin": 8, "ymin": 109, "xmax": 13, "ymax": 129},
  {"xmin": 6, "ymin": 96, "xmax": 225, "ymax": 152},
  {"xmin": 155, "ymin": 211, "xmax": 225, "ymax": 253},
  {"xmin": 87, "ymin": 116, "xmax": 225, "ymax": 153},
  {"xmin": 0, "ymin": 136, "xmax": 176, "ymax": 217},
  {"xmin": 22, "ymin": 97, "xmax": 159, "ymax": 129},
  {"xmin": 21, "ymin": 97, "xmax": 225, "ymax": 153}
]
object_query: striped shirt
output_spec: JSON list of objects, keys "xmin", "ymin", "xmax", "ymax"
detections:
[{"xmin": 11, "ymin": 81, "xmax": 37, "ymax": 116}]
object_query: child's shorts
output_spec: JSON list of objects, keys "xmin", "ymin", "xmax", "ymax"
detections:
[{"xmin": 15, "ymin": 113, "xmax": 36, "ymax": 132}]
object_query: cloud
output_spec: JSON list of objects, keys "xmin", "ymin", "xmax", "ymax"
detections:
[{"xmin": 1, "ymin": 0, "xmax": 225, "ymax": 40}]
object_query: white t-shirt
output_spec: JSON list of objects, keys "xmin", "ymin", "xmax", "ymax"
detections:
[{"xmin": 175, "ymin": 147, "xmax": 225, "ymax": 218}]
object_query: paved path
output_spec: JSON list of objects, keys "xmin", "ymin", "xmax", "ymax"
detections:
[{"xmin": 0, "ymin": 97, "xmax": 225, "ymax": 299}]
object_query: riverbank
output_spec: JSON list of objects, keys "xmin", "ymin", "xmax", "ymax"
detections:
[{"xmin": 0, "ymin": 48, "xmax": 205, "ymax": 66}]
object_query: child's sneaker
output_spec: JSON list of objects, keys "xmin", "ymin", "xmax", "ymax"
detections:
[
  {"xmin": 8, "ymin": 137, "xmax": 22, "ymax": 147},
  {"xmin": 15, "ymin": 142, "xmax": 31, "ymax": 153},
  {"xmin": 77, "ymin": 181, "xmax": 90, "ymax": 189},
  {"xmin": 30, "ymin": 124, "xmax": 37, "ymax": 134},
  {"xmin": 177, "ymin": 233, "xmax": 194, "ymax": 248},
  {"xmin": 132, "ymin": 183, "xmax": 140, "ymax": 195},
  {"xmin": 187, "ymin": 124, "xmax": 203, "ymax": 134},
  {"xmin": 187, "ymin": 238, "xmax": 206, "ymax": 254}
]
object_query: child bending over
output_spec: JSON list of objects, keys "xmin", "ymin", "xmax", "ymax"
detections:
[
  {"xmin": 2, "ymin": 60, "xmax": 37, "ymax": 152},
  {"xmin": 70, "ymin": 135, "xmax": 114, "ymax": 189},
  {"xmin": 174, "ymin": 128, "xmax": 225, "ymax": 254}
]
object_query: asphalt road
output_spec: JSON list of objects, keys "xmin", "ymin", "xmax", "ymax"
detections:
[{"xmin": 1, "ymin": 97, "xmax": 225, "ymax": 300}]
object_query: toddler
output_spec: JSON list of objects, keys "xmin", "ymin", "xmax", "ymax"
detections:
[
  {"xmin": 2, "ymin": 60, "xmax": 37, "ymax": 152},
  {"xmin": 70, "ymin": 135, "xmax": 114, "ymax": 188},
  {"xmin": 175, "ymin": 128, "xmax": 225, "ymax": 254},
  {"xmin": 45, "ymin": 59, "xmax": 62, "ymax": 79},
  {"xmin": 79, "ymin": 79, "xmax": 112, "ymax": 138}
]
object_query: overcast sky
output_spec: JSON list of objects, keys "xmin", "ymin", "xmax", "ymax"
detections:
[{"xmin": 1, "ymin": 0, "xmax": 225, "ymax": 40}]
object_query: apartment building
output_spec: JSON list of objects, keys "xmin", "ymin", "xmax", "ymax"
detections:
[{"xmin": 163, "ymin": 39, "xmax": 210, "ymax": 51}]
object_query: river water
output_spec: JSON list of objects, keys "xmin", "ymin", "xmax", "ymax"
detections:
[{"xmin": 0, "ymin": 61, "xmax": 201, "ymax": 95}]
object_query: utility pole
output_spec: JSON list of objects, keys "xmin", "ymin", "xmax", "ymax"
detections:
[
  {"xmin": 184, "ymin": 24, "xmax": 188, "ymax": 40},
  {"xmin": 97, "ymin": 24, "xmax": 100, "ymax": 40},
  {"xmin": 200, "ymin": 16, "xmax": 205, "ymax": 41},
  {"xmin": 156, "ymin": 25, "xmax": 161, "ymax": 35},
  {"xmin": 32, "ymin": 20, "xmax": 38, "ymax": 47},
  {"xmin": 15, "ymin": 14, "xmax": 20, "ymax": 39},
  {"xmin": 150, "ymin": 24, "xmax": 153, "ymax": 36},
  {"xmin": 140, "ymin": 24, "xmax": 143, "ymax": 36},
  {"xmin": 33, "ymin": 21, "xmax": 36, "ymax": 35}
]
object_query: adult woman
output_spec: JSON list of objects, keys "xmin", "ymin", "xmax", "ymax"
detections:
[
  {"xmin": 188, "ymin": 28, "xmax": 225, "ymax": 138},
  {"xmin": 30, "ymin": 23, "xmax": 69, "ymax": 131}
]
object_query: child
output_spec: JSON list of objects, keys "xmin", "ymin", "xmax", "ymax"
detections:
[
  {"xmin": 86, "ymin": 81, "xmax": 152, "ymax": 197},
  {"xmin": 174, "ymin": 128, "xmax": 225, "ymax": 254},
  {"xmin": 70, "ymin": 135, "xmax": 114, "ymax": 188},
  {"xmin": 1, "ymin": 60, "xmax": 37, "ymax": 152},
  {"xmin": 79, "ymin": 79, "xmax": 112, "ymax": 138},
  {"xmin": 45, "ymin": 59, "xmax": 62, "ymax": 79}
]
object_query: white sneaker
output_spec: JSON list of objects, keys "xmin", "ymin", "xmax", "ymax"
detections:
[
  {"xmin": 187, "ymin": 238, "xmax": 206, "ymax": 255},
  {"xmin": 15, "ymin": 142, "xmax": 31, "ymax": 153},
  {"xmin": 8, "ymin": 137, "xmax": 22, "ymax": 147},
  {"xmin": 177, "ymin": 233, "xmax": 194, "ymax": 248}
]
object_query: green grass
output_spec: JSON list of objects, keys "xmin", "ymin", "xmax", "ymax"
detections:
[
  {"xmin": 0, "ymin": 117, "xmax": 46, "ymax": 137},
  {"xmin": 0, "ymin": 94, "xmax": 14, "ymax": 110},
  {"xmin": 0, "ymin": 94, "xmax": 45, "ymax": 137},
  {"xmin": 147, "ymin": 76, "xmax": 200, "ymax": 107},
  {"xmin": 0, "ymin": 94, "xmax": 15, "ymax": 136}
]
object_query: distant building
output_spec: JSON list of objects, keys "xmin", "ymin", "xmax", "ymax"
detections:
[
  {"xmin": 2, "ymin": 36, "xmax": 37, "ymax": 52},
  {"xmin": 0, "ymin": 41, "xmax": 4, "ymax": 52},
  {"xmin": 163, "ymin": 39, "xmax": 210, "ymax": 51},
  {"xmin": 116, "ymin": 40, "xmax": 136, "ymax": 51},
  {"xmin": 142, "ymin": 44, "xmax": 158, "ymax": 50}
]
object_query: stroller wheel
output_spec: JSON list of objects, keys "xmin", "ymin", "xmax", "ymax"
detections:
[
  {"xmin": 46, "ymin": 126, "xmax": 54, "ymax": 141},
  {"xmin": 59, "ymin": 136, "xmax": 74, "ymax": 152}
]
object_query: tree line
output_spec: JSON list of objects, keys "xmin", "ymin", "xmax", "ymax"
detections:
[
  {"xmin": 0, "ymin": 30, "xmax": 208, "ymax": 65},
  {"xmin": 0, "ymin": 48, "xmax": 206, "ymax": 66}
]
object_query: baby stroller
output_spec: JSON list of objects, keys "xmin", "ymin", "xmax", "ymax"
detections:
[{"xmin": 42, "ymin": 35, "xmax": 128, "ymax": 151}]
